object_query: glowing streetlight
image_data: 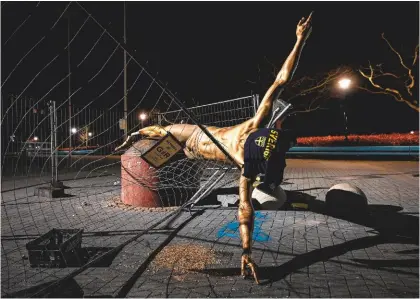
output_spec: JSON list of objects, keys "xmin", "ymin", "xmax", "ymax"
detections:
[
  {"xmin": 139, "ymin": 113, "xmax": 147, "ymax": 121},
  {"xmin": 33, "ymin": 136, "xmax": 39, "ymax": 141},
  {"xmin": 338, "ymin": 78, "xmax": 352, "ymax": 90},
  {"xmin": 88, "ymin": 132, "xmax": 93, "ymax": 137},
  {"xmin": 71, "ymin": 127, "xmax": 77, "ymax": 134},
  {"xmin": 410, "ymin": 131, "xmax": 415, "ymax": 134},
  {"xmin": 338, "ymin": 78, "xmax": 352, "ymax": 142},
  {"xmin": 139, "ymin": 112, "xmax": 147, "ymax": 128}
]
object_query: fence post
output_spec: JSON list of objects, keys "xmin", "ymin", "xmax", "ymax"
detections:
[
  {"xmin": 49, "ymin": 101, "xmax": 55, "ymax": 184},
  {"xmin": 49, "ymin": 100, "xmax": 63, "ymax": 188},
  {"xmin": 53, "ymin": 100, "xmax": 58, "ymax": 182}
]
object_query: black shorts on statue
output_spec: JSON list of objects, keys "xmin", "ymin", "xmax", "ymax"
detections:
[{"xmin": 243, "ymin": 128, "xmax": 288, "ymax": 190}]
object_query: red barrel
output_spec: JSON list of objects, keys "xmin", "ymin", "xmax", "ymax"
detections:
[{"xmin": 121, "ymin": 139, "xmax": 161, "ymax": 207}]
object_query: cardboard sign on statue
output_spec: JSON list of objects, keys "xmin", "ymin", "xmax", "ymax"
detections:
[{"xmin": 139, "ymin": 133, "xmax": 184, "ymax": 169}]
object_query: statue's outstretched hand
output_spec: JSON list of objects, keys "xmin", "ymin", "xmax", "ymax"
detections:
[
  {"xmin": 296, "ymin": 11, "xmax": 313, "ymax": 40},
  {"xmin": 241, "ymin": 253, "xmax": 260, "ymax": 284}
]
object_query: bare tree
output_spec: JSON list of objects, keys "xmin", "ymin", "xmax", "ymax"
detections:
[
  {"xmin": 284, "ymin": 66, "xmax": 354, "ymax": 114},
  {"xmin": 359, "ymin": 33, "xmax": 419, "ymax": 112}
]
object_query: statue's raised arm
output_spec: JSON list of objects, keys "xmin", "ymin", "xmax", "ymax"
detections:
[{"xmin": 252, "ymin": 12, "xmax": 313, "ymax": 128}]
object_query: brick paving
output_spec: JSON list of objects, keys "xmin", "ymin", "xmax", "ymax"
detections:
[{"xmin": 1, "ymin": 159, "xmax": 418, "ymax": 297}]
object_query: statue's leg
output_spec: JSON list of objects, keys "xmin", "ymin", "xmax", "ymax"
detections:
[
  {"xmin": 116, "ymin": 124, "xmax": 199, "ymax": 151},
  {"xmin": 137, "ymin": 124, "xmax": 199, "ymax": 144},
  {"xmin": 163, "ymin": 124, "xmax": 199, "ymax": 143},
  {"xmin": 183, "ymin": 126, "xmax": 223, "ymax": 160},
  {"xmin": 140, "ymin": 124, "xmax": 226, "ymax": 161}
]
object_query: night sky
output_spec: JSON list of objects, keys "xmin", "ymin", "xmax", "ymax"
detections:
[{"xmin": 1, "ymin": 1, "xmax": 419, "ymax": 136}]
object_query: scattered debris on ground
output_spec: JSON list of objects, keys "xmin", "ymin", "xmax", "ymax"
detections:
[{"xmin": 152, "ymin": 244, "xmax": 220, "ymax": 274}]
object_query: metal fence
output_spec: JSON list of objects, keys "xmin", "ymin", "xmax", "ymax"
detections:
[
  {"xmin": 1, "ymin": 94, "xmax": 151, "ymax": 178},
  {"xmin": 156, "ymin": 95, "xmax": 259, "ymax": 127},
  {"xmin": 1, "ymin": 94, "xmax": 259, "ymax": 180},
  {"xmin": 152, "ymin": 94, "xmax": 260, "ymax": 208}
]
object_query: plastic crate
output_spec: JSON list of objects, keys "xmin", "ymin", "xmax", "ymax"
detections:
[{"xmin": 25, "ymin": 229, "xmax": 83, "ymax": 268}]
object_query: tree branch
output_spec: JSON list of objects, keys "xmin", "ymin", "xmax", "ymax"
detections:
[
  {"xmin": 376, "ymin": 72, "xmax": 401, "ymax": 79},
  {"xmin": 359, "ymin": 64, "xmax": 406, "ymax": 98},
  {"xmin": 413, "ymin": 44, "xmax": 419, "ymax": 66},
  {"xmin": 381, "ymin": 33, "xmax": 416, "ymax": 96},
  {"xmin": 358, "ymin": 64, "xmax": 419, "ymax": 112},
  {"xmin": 275, "ymin": 66, "xmax": 355, "ymax": 116},
  {"xmin": 287, "ymin": 66, "xmax": 353, "ymax": 102},
  {"xmin": 264, "ymin": 56, "xmax": 278, "ymax": 79},
  {"xmin": 292, "ymin": 105, "xmax": 329, "ymax": 114}
]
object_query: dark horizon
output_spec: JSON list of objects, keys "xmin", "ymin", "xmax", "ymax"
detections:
[{"xmin": 1, "ymin": 1, "xmax": 419, "ymax": 136}]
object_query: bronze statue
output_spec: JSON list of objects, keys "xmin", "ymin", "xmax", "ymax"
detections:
[{"xmin": 116, "ymin": 12, "xmax": 313, "ymax": 283}]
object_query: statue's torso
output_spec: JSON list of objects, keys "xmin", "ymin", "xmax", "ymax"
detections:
[{"xmin": 184, "ymin": 120, "xmax": 257, "ymax": 166}]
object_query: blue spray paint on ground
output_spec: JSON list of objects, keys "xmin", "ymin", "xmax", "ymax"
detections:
[{"xmin": 217, "ymin": 211, "xmax": 270, "ymax": 242}]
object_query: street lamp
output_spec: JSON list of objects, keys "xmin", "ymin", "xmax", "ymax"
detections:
[
  {"xmin": 139, "ymin": 113, "xmax": 147, "ymax": 121},
  {"xmin": 84, "ymin": 132, "xmax": 93, "ymax": 146},
  {"xmin": 338, "ymin": 78, "xmax": 352, "ymax": 142},
  {"xmin": 139, "ymin": 112, "xmax": 147, "ymax": 128},
  {"xmin": 338, "ymin": 78, "xmax": 351, "ymax": 90},
  {"xmin": 70, "ymin": 128, "xmax": 78, "ymax": 150}
]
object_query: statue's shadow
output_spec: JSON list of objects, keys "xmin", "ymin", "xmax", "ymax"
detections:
[
  {"xmin": 284, "ymin": 190, "xmax": 419, "ymax": 242},
  {"xmin": 197, "ymin": 190, "xmax": 419, "ymax": 285}
]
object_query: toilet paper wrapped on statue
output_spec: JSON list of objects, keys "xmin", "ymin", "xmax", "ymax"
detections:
[{"xmin": 252, "ymin": 183, "xmax": 287, "ymax": 210}]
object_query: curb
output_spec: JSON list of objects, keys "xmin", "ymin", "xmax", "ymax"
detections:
[{"xmin": 287, "ymin": 146, "xmax": 419, "ymax": 157}]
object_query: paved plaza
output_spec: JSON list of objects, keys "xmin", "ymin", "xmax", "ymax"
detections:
[{"xmin": 1, "ymin": 159, "xmax": 419, "ymax": 297}]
